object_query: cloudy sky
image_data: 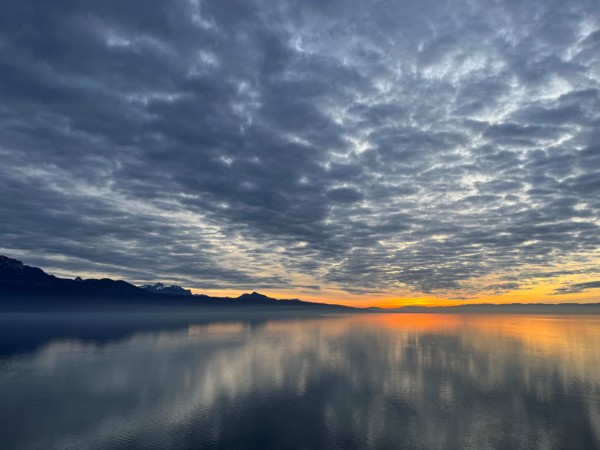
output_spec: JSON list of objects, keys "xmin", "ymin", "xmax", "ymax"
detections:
[{"xmin": 1, "ymin": 0, "xmax": 599, "ymax": 306}]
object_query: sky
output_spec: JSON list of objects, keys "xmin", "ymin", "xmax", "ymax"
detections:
[{"xmin": 1, "ymin": 0, "xmax": 599, "ymax": 307}]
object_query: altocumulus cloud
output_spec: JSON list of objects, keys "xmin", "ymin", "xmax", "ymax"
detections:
[{"xmin": 0, "ymin": 0, "xmax": 599, "ymax": 298}]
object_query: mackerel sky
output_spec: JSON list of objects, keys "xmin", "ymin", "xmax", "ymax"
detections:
[{"xmin": 1, "ymin": 0, "xmax": 599, "ymax": 304}]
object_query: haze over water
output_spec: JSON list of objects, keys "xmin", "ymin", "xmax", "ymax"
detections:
[{"xmin": 1, "ymin": 313, "xmax": 599, "ymax": 450}]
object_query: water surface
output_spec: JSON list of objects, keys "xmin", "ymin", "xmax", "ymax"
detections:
[{"xmin": 1, "ymin": 313, "xmax": 599, "ymax": 449}]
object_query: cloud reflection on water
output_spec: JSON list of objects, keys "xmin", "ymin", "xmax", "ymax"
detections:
[{"xmin": 1, "ymin": 314, "xmax": 599, "ymax": 449}]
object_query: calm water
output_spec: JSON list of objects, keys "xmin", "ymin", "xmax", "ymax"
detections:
[{"xmin": 1, "ymin": 313, "xmax": 600, "ymax": 450}]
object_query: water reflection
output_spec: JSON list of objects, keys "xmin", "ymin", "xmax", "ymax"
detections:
[{"xmin": 1, "ymin": 314, "xmax": 599, "ymax": 449}]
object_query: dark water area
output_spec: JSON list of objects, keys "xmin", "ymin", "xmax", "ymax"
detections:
[{"xmin": 1, "ymin": 313, "xmax": 599, "ymax": 450}]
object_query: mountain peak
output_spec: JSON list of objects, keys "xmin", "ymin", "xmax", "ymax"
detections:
[
  {"xmin": 0, "ymin": 255, "xmax": 25, "ymax": 270},
  {"xmin": 0, "ymin": 255, "xmax": 55, "ymax": 284},
  {"xmin": 140, "ymin": 282, "xmax": 192, "ymax": 296},
  {"xmin": 237, "ymin": 291, "xmax": 272, "ymax": 301}
]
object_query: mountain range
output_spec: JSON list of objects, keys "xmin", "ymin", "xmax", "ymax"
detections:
[{"xmin": 0, "ymin": 255, "xmax": 353, "ymax": 311}]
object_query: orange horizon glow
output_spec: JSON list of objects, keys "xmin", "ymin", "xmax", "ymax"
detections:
[
  {"xmin": 190, "ymin": 285, "xmax": 600, "ymax": 309},
  {"xmin": 182, "ymin": 255, "xmax": 600, "ymax": 308}
]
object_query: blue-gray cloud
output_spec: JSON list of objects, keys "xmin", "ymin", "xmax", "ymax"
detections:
[
  {"xmin": 553, "ymin": 281, "xmax": 600, "ymax": 295},
  {"xmin": 0, "ymin": 0, "xmax": 599, "ymax": 297}
]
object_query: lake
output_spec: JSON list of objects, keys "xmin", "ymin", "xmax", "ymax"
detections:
[{"xmin": 1, "ymin": 313, "xmax": 599, "ymax": 449}]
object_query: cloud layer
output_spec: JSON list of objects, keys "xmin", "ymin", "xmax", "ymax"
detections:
[{"xmin": 1, "ymin": 0, "xmax": 599, "ymax": 299}]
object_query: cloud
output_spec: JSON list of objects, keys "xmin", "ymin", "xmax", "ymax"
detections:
[
  {"xmin": 553, "ymin": 281, "xmax": 600, "ymax": 295},
  {"xmin": 483, "ymin": 283, "xmax": 522, "ymax": 295},
  {"xmin": 1, "ymin": 0, "xmax": 599, "ymax": 298}
]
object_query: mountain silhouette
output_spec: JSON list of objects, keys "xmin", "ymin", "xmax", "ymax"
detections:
[
  {"xmin": 237, "ymin": 292, "xmax": 274, "ymax": 303},
  {"xmin": 0, "ymin": 255, "xmax": 60, "ymax": 284},
  {"xmin": 0, "ymin": 255, "xmax": 353, "ymax": 312}
]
